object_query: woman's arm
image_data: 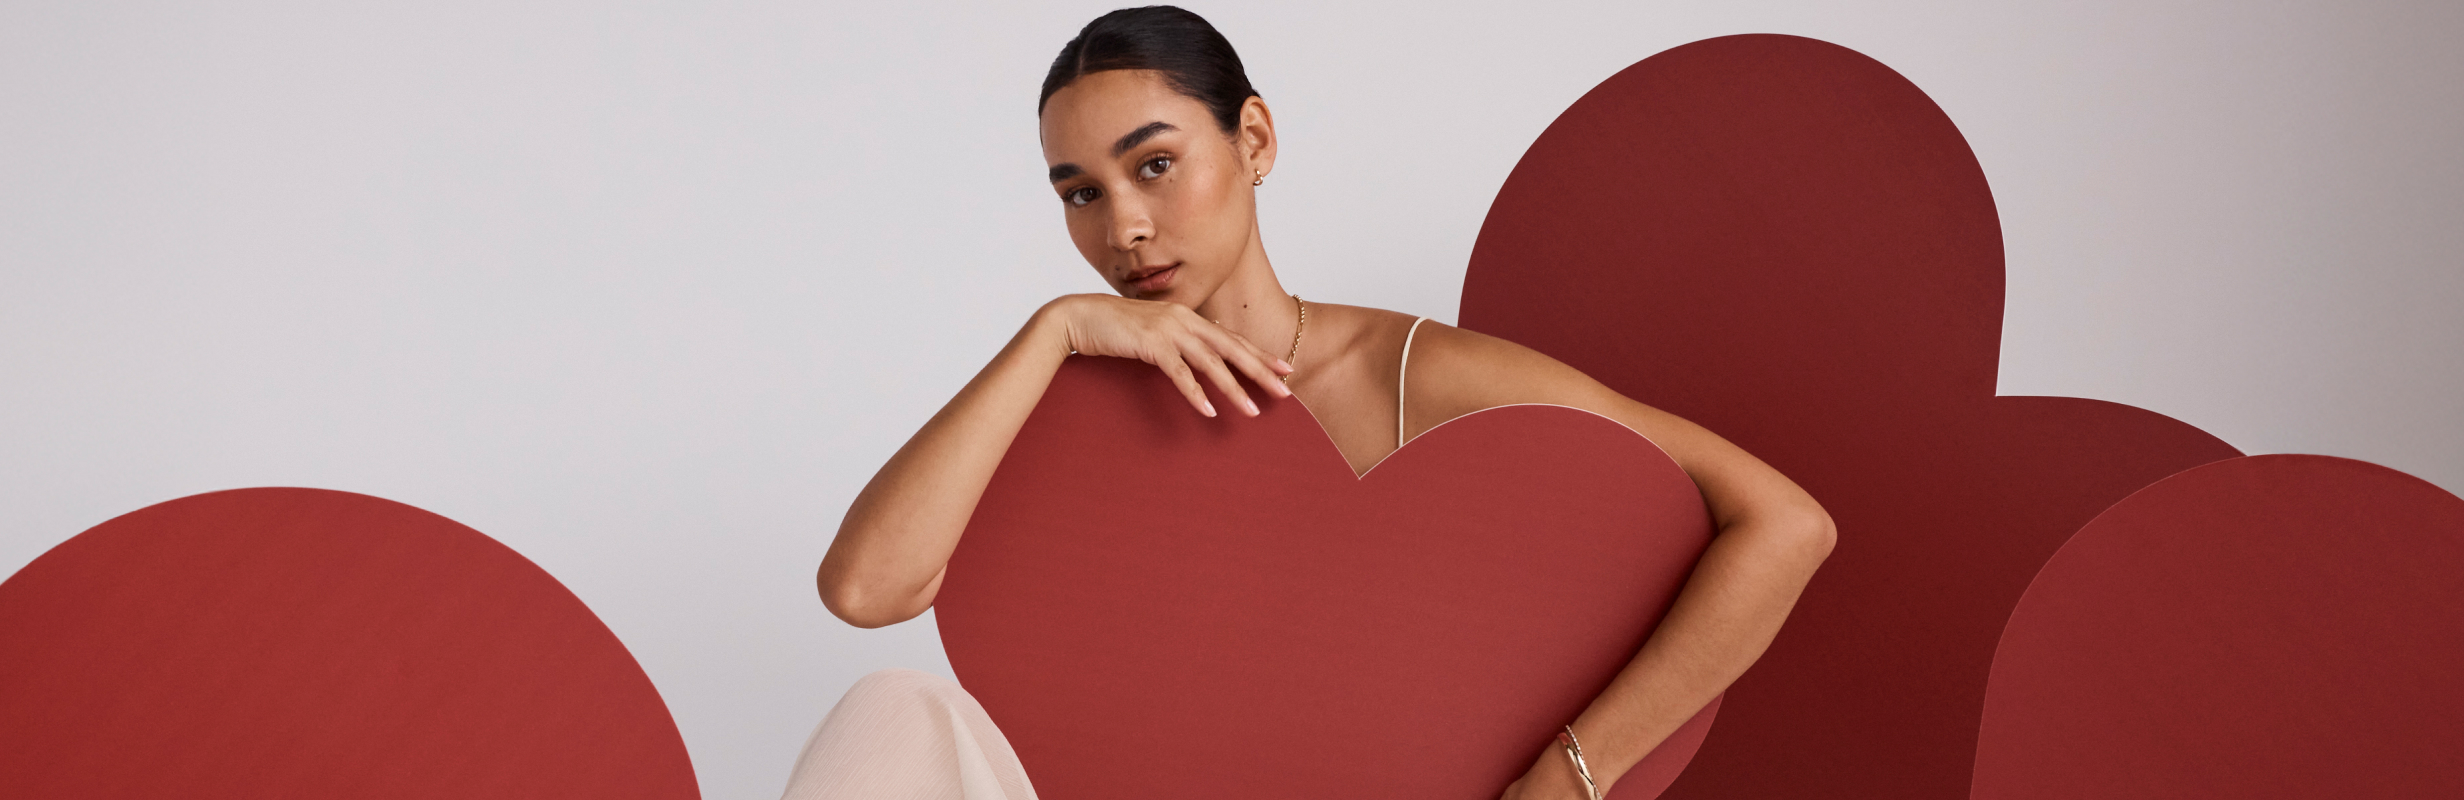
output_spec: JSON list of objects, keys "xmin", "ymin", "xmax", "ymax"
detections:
[
  {"xmin": 1515, "ymin": 391, "xmax": 1834, "ymax": 798},
  {"xmin": 818, "ymin": 293, "xmax": 1292, "ymax": 628},
  {"xmin": 1403, "ymin": 324, "xmax": 1835, "ymax": 799}
]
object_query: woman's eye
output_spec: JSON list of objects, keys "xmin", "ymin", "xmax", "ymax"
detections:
[
  {"xmin": 1066, "ymin": 187, "xmax": 1100, "ymax": 207},
  {"xmin": 1138, "ymin": 156, "xmax": 1172, "ymax": 180}
]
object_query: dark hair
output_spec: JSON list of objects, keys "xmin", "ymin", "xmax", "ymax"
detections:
[{"xmin": 1038, "ymin": 6, "xmax": 1261, "ymax": 134}]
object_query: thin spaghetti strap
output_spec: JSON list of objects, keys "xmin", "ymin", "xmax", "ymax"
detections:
[{"xmin": 1398, "ymin": 316, "xmax": 1429, "ymax": 449}]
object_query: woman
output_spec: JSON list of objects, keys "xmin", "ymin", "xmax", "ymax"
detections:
[{"xmin": 791, "ymin": 7, "xmax": 1834, "ymax": 800}]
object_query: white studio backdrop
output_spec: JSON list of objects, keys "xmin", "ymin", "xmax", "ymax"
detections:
[{"xmin": 4, "ymin": 1, "xmax": 2458, "ymax": 796}]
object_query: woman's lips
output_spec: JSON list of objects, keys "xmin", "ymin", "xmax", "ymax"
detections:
[{"xmin": 1128, "ymin": 263, "xmax": 1180, "ymax": 292}]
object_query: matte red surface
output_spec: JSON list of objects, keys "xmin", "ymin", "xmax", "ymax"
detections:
[
  {"xmin": 1973, "ymin": 455, "xmax": 2464, "ymax": 798},
  {"xmin": 0, "ymin": 488, "xmax": 697, "ymax": 800},
  {"xmin": 1458, "ymin": 35, "xmax": 2245, "ymax": 800},
  {"xmin": 936, "ymin": 356, "xmax": 1720, "ymax": 799}
]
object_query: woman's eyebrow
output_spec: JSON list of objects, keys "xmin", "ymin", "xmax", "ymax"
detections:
[
  {"xmin": 1110, "ymin": 121, "xmax": 1178, "ymax": 156},
  {"xmin": 1047, "ymin": 121, "xmax": 1182, "ymax": 183}
]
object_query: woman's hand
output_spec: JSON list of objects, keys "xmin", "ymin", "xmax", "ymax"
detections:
[{"xmin": 1044, "ymin": 293, "xmax": 1294, "ymax": 416}]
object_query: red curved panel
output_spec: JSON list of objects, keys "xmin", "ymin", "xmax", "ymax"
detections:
[
  {"xmin": 937, "ymin": 356, "xmax": 1719, "ymax": 799},
  {"xmin": 1975, "ymin": 455, "xmax": 2464, "ymax": 798},
  {"xmin": 0, "ymin": 488, "xmax": 698, "ymax": 800},
  {"xmin": 1459, "ymin": 35, "xmax": 2242, "ymax": 799}
]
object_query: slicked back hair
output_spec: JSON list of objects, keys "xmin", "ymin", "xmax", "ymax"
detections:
[{"xmin": 1038, "ymin": 6, "xmax": 1261, "ymax": 134}]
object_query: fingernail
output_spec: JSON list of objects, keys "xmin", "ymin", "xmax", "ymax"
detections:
[
  {"xmin": 1244, "ymin": 400, "xmax": 1259, "ymax": 415},
  {"xmin": 1202, "ymin": 400, "xmax": 1217, "ymax": 417}
]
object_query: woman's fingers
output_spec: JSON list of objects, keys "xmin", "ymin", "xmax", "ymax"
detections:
[
  {"xmin": 1181, "ymin": 339, "xmax": 1259, "ymax": 416},
  {"xmin": 1215, "ymin": 322, "xmax": 1293, "ymax": 374},
  {"xmin": 1201, "ymin": 326, "xmax": 1292, "ymax": 399},
  {"xmin": 1226, "ymin": 351, "xmax": 1288, "ymax": 402},
  {"xmin": 1154, "ymin": 354, "xmax": 1217, "ymax": 417},
  {"xmin": 1095, "ymin": 297, "xmax": 1298, "ymax": 417}
]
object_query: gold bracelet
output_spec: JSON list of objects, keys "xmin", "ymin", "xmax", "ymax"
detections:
[{"xmin": 1556, "ymin": 725, "xmax": 1602, "ymax": 800}]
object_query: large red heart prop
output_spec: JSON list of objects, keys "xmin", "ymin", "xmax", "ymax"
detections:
[
  {"xmin": 1974, "ymin": 455, "xmax": 2464, "ymax": 799},
  {"xmin": 1458, "ymin": 35, "xmax": 2244, "ymax": 800},
  {"xmin": 0, "ymin": 488, "xmax": 696, "ymax": 800},
  {"xmin": 934, "ymin": 356, "xmax": 1720, "ymax": 799}
]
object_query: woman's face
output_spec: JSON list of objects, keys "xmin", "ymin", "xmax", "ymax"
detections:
[{"xmin": 1039, "ymin": 70, "xmax": 1267, "ymax": 306}]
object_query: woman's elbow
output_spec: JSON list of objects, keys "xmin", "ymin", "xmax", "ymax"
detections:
[
  {"xmin": 1792, "ymin": 505, "xmax": 1838, "ymax": 567},
  {"xmin": 817, "ymin": 570, "xmax": 928, "ymax": 629}
]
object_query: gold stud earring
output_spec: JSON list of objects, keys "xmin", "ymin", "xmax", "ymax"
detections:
[{"xmin": 1252, "ymin": 170, "xmax": 1264, "ymax": 187}]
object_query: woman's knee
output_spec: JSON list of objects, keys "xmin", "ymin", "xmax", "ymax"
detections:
[{"xmin": 846, "ymin": 667, "xmax": 961, "ymax": 700}]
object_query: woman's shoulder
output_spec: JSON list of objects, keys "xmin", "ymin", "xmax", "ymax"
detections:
[
  {"xmin": 1331, "ymin": 304, "xmax": 1614, "ymax": 412},
  {"xmin": 1302, "ymin": 301, "xmax": 1423, "ymax": 362}
]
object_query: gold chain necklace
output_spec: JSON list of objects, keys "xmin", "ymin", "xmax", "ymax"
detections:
[{"xmin": 1282, "ymin": 295, "xmax": 1307, "ymax": 383}]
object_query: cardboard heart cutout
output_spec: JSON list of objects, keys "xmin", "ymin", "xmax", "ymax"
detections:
[
  {"xmin": 1458, "ymin": 34, "xmax": 2243, "ymax": 800},
  {"xmin": 0, "ymin": 488, "xmax": 697, "ymax": 800},
  {"xmin": 935, "ymin": 356, "xmax": 1720, "ymax": 799},
  {"xmin": 1974, "ymin": 455, "xmax": 2464, "ymax": 799}
]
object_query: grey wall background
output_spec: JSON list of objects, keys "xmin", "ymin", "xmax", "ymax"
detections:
[{"xmin": 4, "ymin": 1, "xmax": 2457, "ymax": 796}]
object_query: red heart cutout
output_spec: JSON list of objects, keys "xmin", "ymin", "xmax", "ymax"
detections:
[
  {"xmin": 935, "ymin": 357, "xmax": 1720, "ymax": 799},
  {"xmin": 1459, "ymin": 34, "xmax": 2244, "ymax": 800},
  {"xmin": 1974, "ymin": 455, "xmax": 2464, "ymax": 799},
  {"xmin": 0, "ymin": 488, "xmax": 696, "ymax": 800}
]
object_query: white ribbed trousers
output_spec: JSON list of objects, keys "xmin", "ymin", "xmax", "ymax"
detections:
[{"xmin": 777, "ymin": 668, "xmax": 1040, "ymax": 800}]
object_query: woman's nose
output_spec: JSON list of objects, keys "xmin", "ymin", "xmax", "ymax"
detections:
[{"xmin": 1107, "ymin": 196, "xmax": 1153, "ymax": 251}]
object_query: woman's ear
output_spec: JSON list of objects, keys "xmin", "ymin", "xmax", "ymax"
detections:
[{"xmin": 1237, "ymin": 96, "xmax": 1277, "ymax": 180}]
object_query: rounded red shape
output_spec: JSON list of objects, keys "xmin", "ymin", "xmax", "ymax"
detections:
[
  {"xmin": 0, "ymin": 488, "xmax": 698, "ymax": 800},
  {"xmin": 1976, "ymin": 455, "xmax": 2464, "ymax": 799}
]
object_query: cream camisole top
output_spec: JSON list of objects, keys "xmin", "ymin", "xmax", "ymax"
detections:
[{"xmin": 1398, "ymin": 317, "xmax": 1429, "ymax": 449}]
